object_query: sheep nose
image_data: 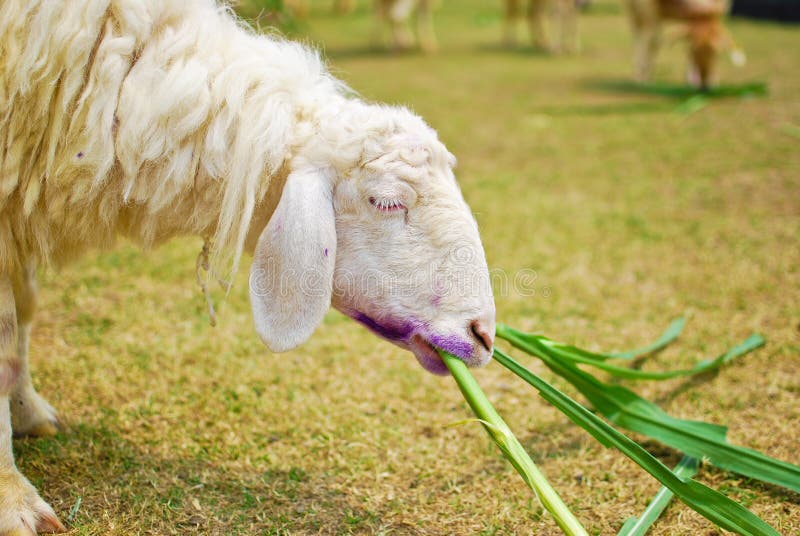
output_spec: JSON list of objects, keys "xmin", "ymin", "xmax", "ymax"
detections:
[{"xmin": 469, "ymin": 317, "xmax": 495, "ymax": 354}]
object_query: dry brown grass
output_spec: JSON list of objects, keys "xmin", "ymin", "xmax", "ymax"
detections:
[{"xmin": 13, "ymin": 1, "xmax": 800, "ymax": 534}]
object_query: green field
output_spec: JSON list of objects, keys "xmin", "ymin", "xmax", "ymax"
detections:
[{"xmin": 17, "ymin": 1, "xmax": 800, "ymax": 534}]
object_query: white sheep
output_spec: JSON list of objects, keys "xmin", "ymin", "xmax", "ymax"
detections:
[{"xmin": 0, "ymin": 0, "xmax": 495, "ymax": 532}]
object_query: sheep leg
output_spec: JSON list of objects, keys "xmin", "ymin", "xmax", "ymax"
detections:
[
  {"xmin": 0, "ymin": 276, "xmax": 65, "ymax": 535},
  {"xmin": 10, "ymin": 264, "xmax": 58, "ymax": 438},
  {"xmin": 416, "ymin": 0, "xmax": 438, "ymax": 53},
  {"xmin": 504, "ymin": 0, "xmax": 522, "ymax": 47},
  {"xmin": 527, "ymin": 0, "xmax": 552, "ymax": 52},
  {"xmin": 388, "ymin": 0, "xmax": 416, "ymax": 51},
  {"xmin": 557, "ymin": 0, "xmax": 579, "ymax": 54},
  {"xmin": 627, "ymin": 0, "xmax": 660, "ymax": 82},
  {"xmin": 634, "ymin": 25, "xmax": 660, "ymax": 82},
  {"xmin": 372, "ymin": 0, "xmax": 391, "ymax": 49}
]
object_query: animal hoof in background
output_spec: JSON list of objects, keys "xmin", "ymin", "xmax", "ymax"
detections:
[
  {"xmin": 0, "ymin": 471, "xmax": 66, "ymax": 534},
  {"xmin": 420, "ymin": 40, "xmax": 438, "ymax": 54},
  {"xmin": 11, "ymin": 390, "xmax": 60, "ymax": 438},
  {"xmin": 535, "ymin": 41, "xmax": 555, "ymax": 54},
  {"xmin": 686, "ymin": 67, "xmax": 702, "ymax": 88},
  {"xmin": 392, "ymin": 41, "xmax": 413, "ymax": 53}
]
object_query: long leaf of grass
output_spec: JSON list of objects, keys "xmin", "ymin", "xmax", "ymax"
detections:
[
  {"xmin": 439, "ymin": 350, "xmax": 588, "ymax": 536},
  {"xmin": 539, "ymin": 333, "xmax": 764, "ymax": 380},
  {"xmin": 496, "ymin": 325, "xmax": 800, "ymax": 493},
  {"xmin": 618, "ymin": 456, "xmax": 698, "ymax": 536},
  {"xmin": 493, "ymin": 348, "xmax": 779, "ymax": 536},
  {"xmin": 609, "ymin": 317, "xmax": 686, "ymax": 360}
]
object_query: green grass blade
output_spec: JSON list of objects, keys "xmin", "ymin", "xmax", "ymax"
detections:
[
  {"xmin": 609, "ymin": 317, "xmax": 686, "ymax": 360},
  {"xmin": 496, "ymin": 325, "xmax": 800, "ymax": 493},
  {"xmin": 493, "ymin": 349, "xmax": 780, "ymax": 536},
  {"xmin": 618, "ymin": 456, "xmax": 698, "ymax": 536},
  {"xmin": 675, "ymin": 95, "xmax": 709, "ymax": 115},
  {"xmin": 439, "ymin": 350, "xmax": 588, "ymax": 536},
  {"xmin": 539, "ymin": 333, "xmax": 764, "ymax": 380}
]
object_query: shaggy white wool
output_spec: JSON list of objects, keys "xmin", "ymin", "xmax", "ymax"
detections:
[{"xmin": 0, "ymin": 0, "xmax": 404, "ymax": 280}]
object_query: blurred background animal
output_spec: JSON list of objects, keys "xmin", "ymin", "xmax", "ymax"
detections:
[
  {"xmin": 334, "ymin": 0, "xmax": 356, "ymax": 14},
  {"xmin": 502, "ymin": 0, "xmax": 580, "ymax": 53},
  {"xmin": 624, "ymin": 0, "xmax": 746, "ymax": 88},
  {"xmin": 374, "ymin": 0, "xmax": 439, "ymax": 52}
]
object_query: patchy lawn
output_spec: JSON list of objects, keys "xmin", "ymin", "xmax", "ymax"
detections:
[{"xmin": 17, "ymin": 1, "xmax": 799, "ymax": 534}]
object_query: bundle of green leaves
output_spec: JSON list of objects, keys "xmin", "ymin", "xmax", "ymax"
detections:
[{"xmin": 440, "ymin": 318, "xmax": 798, "ymax": 535}]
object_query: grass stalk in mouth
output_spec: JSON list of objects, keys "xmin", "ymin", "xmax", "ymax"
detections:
[{"xmin": 438, "ymin": 349, "xmax": 589, "ymax": 536}]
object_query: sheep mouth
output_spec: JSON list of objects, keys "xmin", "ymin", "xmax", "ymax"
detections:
[
  {"xmin": 342, "ymin": 309, "xmax": 475, "ymax": 375},
  {"xmin": 408, "ymin": 334, "xmax": 451, "ymax": 375}
]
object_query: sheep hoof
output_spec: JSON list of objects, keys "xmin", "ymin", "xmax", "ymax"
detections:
[
  {"xmin": 34, "ymin": 510, "xmax": 66, "ymax": 533},
  {"xmin": 13, "ymin": 413, "xmax": 60, "ymax": 438},
  {"xmin": 11, "ymin": 389, "xmax": 60, "ymax": 438},
  {"xmin": 0, "ymin": 470, "xmax": 66, "ymax": 534},
  {"xmin": 22, "ymin": 420, "xmax": 59, "ymax": 439}
]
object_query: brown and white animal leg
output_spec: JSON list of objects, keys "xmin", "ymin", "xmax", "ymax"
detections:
[
  {"xmin": 388, "ymin": 0, "xmax": 416, "ymax": 51},
  {"xmin": 635, "ymin": 26, "xmax": 660, "ymax": 81},
  {"xmin": 373, "ymin": 0, "xmax": 390, "ymax": 49},
  {"xmin": 504, "ymin": 0, "xmax": 523, "ymax": 47},
  {"xmin": 416, "ymin": 0, "xmax": 438, "ymax": 53},
  {"xmin": 0, "ymin": 276, "xmax": 65, "ymax": 535},
  {"xmin": 556, "ymin": 0, "xmax": 579, "ymax": 53},
  {"xmin": 626, "ymin": 0, "xmax": 660, "ymax": 82},
  {"xmin": 284, "ymin": 0, "xmax": 310, "ymax": 18},
  {"xmin": 10, "ymin": 265, "xmax": 58, "ymax": 438},
  {"xmin": 527, "ymin": 0, "xmax": 552, "ymax": 52}
]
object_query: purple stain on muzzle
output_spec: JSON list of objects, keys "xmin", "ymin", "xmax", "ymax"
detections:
[
  {"xmin": 350, "ymin": 311, "xmax": 473, "ymax": 359},
  {"xmin": 352, "ymin": 312, "xmax": 416, "ymax": 342},
  {"xmin": 425, "ymin": 333, "xmax": 472, "ymax": 359}
]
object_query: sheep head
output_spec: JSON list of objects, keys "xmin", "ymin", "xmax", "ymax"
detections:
[{"xmin": 249, "ymin": 107, "xmax": 495, "ymax": 375}]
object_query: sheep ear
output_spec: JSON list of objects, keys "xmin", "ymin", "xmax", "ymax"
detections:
[{"xmin": 249, "ymin": 168, "xmax": 336, "ymax": 352}]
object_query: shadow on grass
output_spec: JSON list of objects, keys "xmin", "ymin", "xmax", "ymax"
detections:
[
  {"xmin": 533, "ymin": 101, "xmax": 676, "ymax": 116},
  {"xmin": 326, "ymin": 42, "xmax": 555, "ymax": 60},
  {"xmin": 634, "ymin": 437, "xmax": 800, "ymax": 505},
  {"xmin": 515, "ymin": 419, "xmax": 589, "ymax": 461},
  {"xmin": 323, "ymin": 45, "xmax": 432, "ymax": 60},
  {"xmin": 653, "ymin": 369, "xmax": 726, "ymax": 407},
  {"xmin": 14, "ymin": 422, "xmax": 382, "ymax": 534},
  {"xmin": 534, "ymin": 78, "xmax": 768, "ymax": 117},
  {"xmin": 585, "ymin": 78, "xmax": 769, "ymax": 100},
  {"xmin": 473, "ymin": 42, "xmax": 554, "ymax": 57}
]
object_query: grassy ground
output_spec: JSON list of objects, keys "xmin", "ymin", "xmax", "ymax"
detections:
[{"xmin": 15, "ymin": 1, "xmax": 800, "ymax": 534}]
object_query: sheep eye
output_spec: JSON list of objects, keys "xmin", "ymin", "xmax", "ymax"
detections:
[{"xmin": 369, "ymin": 196, "xmax": 406, "ymax": 213}]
